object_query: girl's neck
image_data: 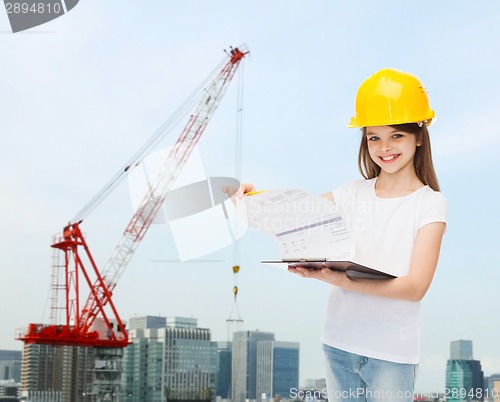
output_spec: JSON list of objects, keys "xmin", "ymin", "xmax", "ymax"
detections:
[{"xmin": 375, "ymin": 170, "xmax": 424, "ymax": 198}]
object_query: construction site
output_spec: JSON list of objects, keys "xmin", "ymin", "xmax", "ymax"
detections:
[{"xmin": 15, "ymin": 46, "xmax": 249, "ymax": 402}]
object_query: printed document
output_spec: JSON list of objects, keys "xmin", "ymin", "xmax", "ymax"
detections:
[{"xmin": 241, "ymin": 188, "xmax": 354, "ymax": 261}]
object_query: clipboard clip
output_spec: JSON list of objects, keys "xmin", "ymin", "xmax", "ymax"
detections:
[{"xmin": 282, "ymin": 258, "xmax": 328, "ymax": 263}]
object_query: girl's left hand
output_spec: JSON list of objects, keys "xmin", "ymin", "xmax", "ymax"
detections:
[{"xmin": 288, "ymin": 266, "xmax": 348, "ymax": 287}]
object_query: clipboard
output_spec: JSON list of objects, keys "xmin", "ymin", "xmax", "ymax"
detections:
[{"xmin": 261, "ymin": 259, "xmax": 396, "ymax": 280}]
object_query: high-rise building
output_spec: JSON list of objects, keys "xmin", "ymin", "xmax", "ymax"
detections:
[
  {"xmin": 256, "ymin": 341, "xmax": 299, "ymax": 401},
  {"xmin": 450, "ymin": 340, "xmax": 473, "ymax": 360},
  {"xmin": 18, "ymin": 318, "xmax": 125, "ymax": 402},
  {"xmin": 128, "ymin": 315, "xmax": 166, "ymax": 330},
  {"xmin": 166, "ymin": 317, "xmax": 198, "ymax": 328},
  {"xmin": 123, "ymin": 316, "xmax": 217, "ymax": 402},
  {"xmin": 0, "ymin": 349, "xmax": 22, "ymax": 383},
  {"xmin": 232, "ymin": 331, "xmax": 275, "ymax": 402},
  {"xmin": 231, "ymin": 331, "xmax": 299, "ymax": 402},
  {"xmin": 445, "ymin": 340, "xmax": 484, "ymax": 402},
  {"xmin": 216, "ymin": 342, "xmax": 232, "ymax": 400},
  {"xmin": 20, "ymin": 343, "xmax": 123, "ymax": 402}
]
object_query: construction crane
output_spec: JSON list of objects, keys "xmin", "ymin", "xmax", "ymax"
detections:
[{"xmin": 17, "ymin": 46, "xmax": 248, "ymax": 401}]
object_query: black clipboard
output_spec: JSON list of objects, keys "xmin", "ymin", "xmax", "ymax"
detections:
[{"xmin": 261, "ymin": 259, "xmax": 396, "ymax": 280}]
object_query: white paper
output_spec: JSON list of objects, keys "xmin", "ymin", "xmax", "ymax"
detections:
[
  {"xmin": 169, "ymin": 205, "xmax": 234, "ymax": 261},
  {"xmin": 242, "ymin": 188, "xmax": 354, "ymax": 261},
  {"xmin": 165, "ymin": 177, "xmax": 247, "ymax": 261},
  {"xmin": 127, "ymin": 148, "xmax": 248, "ymax": 260}
]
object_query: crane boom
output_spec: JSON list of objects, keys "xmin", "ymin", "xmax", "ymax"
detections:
[
  {"xmin": 71, "ymin": 57, "xmax": 228, "ymax": 223},
  {"xmin": 18, "ymin": 46, "xmax": 248, "ymax": 347},
  {"xmin": 79, "ymin": 47, "xmax": 248, "ymax": 333}
]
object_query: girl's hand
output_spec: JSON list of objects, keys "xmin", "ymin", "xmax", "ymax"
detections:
[
  {"xmin": 288, "ymin": 266, "xmax": 348, "ymax": 287},
  {"xmin": 236, "ymin": 183, "xmax": 256, "ymax": 198},
  {"xmin": 222, "ymin": 182, "xmax": 255, "ymax": 200}
]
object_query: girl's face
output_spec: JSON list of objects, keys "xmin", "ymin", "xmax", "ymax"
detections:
[{"xmin": 365, "ymin": 125, "xmax": 421, "ymax": 176}]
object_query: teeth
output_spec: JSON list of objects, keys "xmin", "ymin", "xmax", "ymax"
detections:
[{"xmin": 382, "ymin": 155, "xmax": 398, "ymax": 161}]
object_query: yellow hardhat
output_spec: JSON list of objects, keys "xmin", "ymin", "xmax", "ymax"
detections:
[{"xmin": 348, "ymin": 68, "xmax": 435, "ymax": 128}]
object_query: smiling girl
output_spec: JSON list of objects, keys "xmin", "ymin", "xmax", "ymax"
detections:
[{"xmin": 239, "ymin": 68, "xmax": 447, "ymax": 401}]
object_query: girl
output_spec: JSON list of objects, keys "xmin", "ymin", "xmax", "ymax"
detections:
[{"xmin": 238, "ymin": 68, "xmax": 447, "ymax": 401}]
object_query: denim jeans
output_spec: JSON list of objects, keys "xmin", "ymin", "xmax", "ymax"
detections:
[{"xmin": 323, "ymin": 344, "xmax": 418, "ymax": 402}]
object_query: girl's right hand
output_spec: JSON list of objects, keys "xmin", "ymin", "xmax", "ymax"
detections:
[{"xmin": 236, "ymin": 183, "xmax": 256, "ymax": 198}]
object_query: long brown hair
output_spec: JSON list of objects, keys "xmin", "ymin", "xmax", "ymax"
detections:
[{"xmin": 357, "ymin": 123, "xmax": 441, "ymax": 191}]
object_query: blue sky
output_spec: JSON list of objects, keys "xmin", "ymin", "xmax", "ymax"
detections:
[{"xmin": 1, "ymin": 0, "xmax": 499, "ymax": 393}]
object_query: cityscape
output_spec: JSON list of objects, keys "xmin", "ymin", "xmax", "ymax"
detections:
[
  {"xmin": 1, "ymin": 319, "xmax": 499, "ymax": 402},
  {"xmin": 2, "ymin": 2, "xmax": 500, "ymax": 402}
]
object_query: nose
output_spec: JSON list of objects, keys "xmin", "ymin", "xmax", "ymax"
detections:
[{"xmin": 379, "ymin": 138, "xmax": 392, "ymax": 153}]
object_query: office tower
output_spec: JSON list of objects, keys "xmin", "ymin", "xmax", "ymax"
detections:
[
  {"xmin": 256, "ymin": 341, "xmax": 299, "ymax": 401},
  {"xmin": 445, "ymin": 340, "xmax": 484, "ymax": 402},
  {"xmin": 128, "ymin": 315, "xmax": 166, "ymax": 330},
  {"xmin": 166, "ymin": 317, "xmax": 198, "ymax": 328},
  {"xmin": 216, "ymin": 342, "xmax": 232, "ymax": 399},
  {"xmin": 231, "ymin": 331, "xmax": 299, "ymax": 402},
  {"xmin": 0, "ymin": 349, "xmax": 22, "ymax": 383},
  {"xmin": 450, "ymin": 340, "xmax": 473, "ymax": 360},
  {"xmin": 232, "ymin": 331, "xmax": 275, "ymax": 402},
  {"xmin": 123, "ymin": 316, "xmax": 217, "ymax": 402}
]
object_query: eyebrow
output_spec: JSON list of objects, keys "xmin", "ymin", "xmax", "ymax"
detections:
[{"xmin": 365, "ymin": 128, "xmax": 399, "ymax": 136}]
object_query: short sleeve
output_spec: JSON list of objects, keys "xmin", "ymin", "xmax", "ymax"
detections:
[
  {"xmin": 331, "ymin": 179, "xmax": 362, "ymax": 214},
  {"xmin": 417, "ymin": 190, "xmax": 448, "ymax": 229}
]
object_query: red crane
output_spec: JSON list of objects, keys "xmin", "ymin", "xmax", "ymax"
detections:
[{"xmin": 17, "ymin": 46, "xmax": 248, "ymax": 348}]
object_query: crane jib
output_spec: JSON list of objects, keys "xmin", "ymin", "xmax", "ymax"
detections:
[{"xmin": 80, "ymin": 46, "xmax": 248, "ymax": 337}]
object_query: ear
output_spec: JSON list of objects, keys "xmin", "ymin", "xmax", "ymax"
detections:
[{"xmin": 416, "ymin": 132, "xmax": 423, "ymax": 147}]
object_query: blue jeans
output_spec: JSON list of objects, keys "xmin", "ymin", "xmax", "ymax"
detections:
[{"xmin": 323, "ymin": 344, "xmax": 418, "ymax": 402}]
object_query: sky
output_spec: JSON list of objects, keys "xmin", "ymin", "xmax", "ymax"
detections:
[{"xmin": 1, "ymin": 0, "xmax": 500, "ymax": 394}]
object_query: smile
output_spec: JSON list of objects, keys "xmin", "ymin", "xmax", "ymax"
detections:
[{"xmin": 379, "ymin": 154, "xmax": 400, "ymax": 163}]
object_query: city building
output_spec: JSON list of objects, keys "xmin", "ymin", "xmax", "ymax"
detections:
[
  {"xmin": 128, "ymin": 315, "xmax": 166, "ymax": 330},
  {"xmin": 450, "ymin": 340, "xmax": 474, "ymax": 360},
  {"xmin": 232, "ymin": 330, "xmax": 275, "ymax": 402},
  {"xmin": 493, "ymin": 380, "xmax": 500, "ymax": 402},
  {"xmin": 166, "ymin": 317, "xmax": 198, "ymax": 329},
  {"xmin": 231, "ymin": 330, "xmax": 299, "ymax": 402},
  {"xmin": 123, "ymin": 316, "xmax": 217, "ymax": 402},
  {"xmin": 256, "ymin": 341, "xmax": 299, "ymax": 401},
  {"xmin": 302, "ymin": 378, "xmax": 326, "ymax": 391},
  {"xmin": 484, "ymin": 374, "xmax": 500, "ymax": 401},
  {"xmin": 0, "ymin": 350, "xmax": 22, "ymax": 383},
  {"xmin": 20, "ymin": 344, "xmax": 94, "ymax": 402},
  {"xmin": 445, "ymin": 339, "xmax": 484, "ymax": 402},
  {"xmin": 18, "ymin": 318, "xmax": 125, "ymax": 402},
  {"xmin": 216, "ymin": 342, "xmax": 232, "ymax": 400},
  {"xmin": 0, "ymin": 379, "xmax": 20, "ymax": 400}
]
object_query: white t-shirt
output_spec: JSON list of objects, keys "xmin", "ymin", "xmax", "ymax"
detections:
[{"xmin": 321, "ymin": 178, "xmax": 447, "ymax": 364}]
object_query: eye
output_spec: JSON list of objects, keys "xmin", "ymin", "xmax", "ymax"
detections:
[
  {"xmin": 392, "ymin": 133, "xmax": 403, "ymax": 139},
  {"xmin": 367, "ymin": 136, "xmax": 379, "ymax": 141}
]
